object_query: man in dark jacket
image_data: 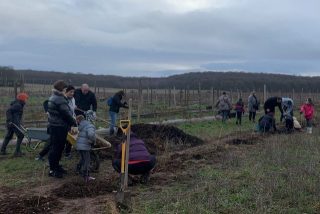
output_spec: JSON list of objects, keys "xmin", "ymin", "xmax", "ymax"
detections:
[
  {"xmin": 109, "ymin": 90, "xmax": 128, "ymax": 135},
  {"xmin": 1, "ymin": 93, "xmax": 29, "ymax": 156},
  {"xmin": 264, "ymin": 97, "xmax": 283, "ymax": 118},
  {"xmin": 74, "ymin": 84, "xmax": 97, "ymax": 116},
  {"xmin": 47, "ymin": 80, "xmax": 76, "ymax": 178},
  {"xmin": 112, "ymin": 132, "xmax": 156, "ymax": 184}
]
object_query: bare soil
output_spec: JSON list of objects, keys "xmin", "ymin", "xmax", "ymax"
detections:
[{"xmin": 0, "ymin": 124, "xmax": 265, "ymax": 213}]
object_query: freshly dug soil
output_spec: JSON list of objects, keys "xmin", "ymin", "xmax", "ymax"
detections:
[
  {"xmin": 53, "ymin": 178, "xmax": 117, "ymax": 199},
  {"xmin": 0, "ymin": 195, "xmax": 62, "ymax": 214},
  {"xmin": 101, "ymin": 124, "xmax": 204, "ymax": 158},
  {"xmin": 130, "ymin": 124, "xmax": 205, "ymax": 154}
]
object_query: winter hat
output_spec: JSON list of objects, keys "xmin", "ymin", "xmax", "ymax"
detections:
[
  {"xmin": 53, "ymin": 80, "xmax": 68, "ymax": 92},
  {"xmin": 17, "ymin": 92, "xmax": 29, "ymax": 102},
  {"xmin": 66, "ymin": 85, "xmax": 75, "ymax": 93}
]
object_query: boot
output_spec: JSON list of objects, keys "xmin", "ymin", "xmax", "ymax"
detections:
[
  {"xmin": 13, "ymin": 138, "xmax": 24, "ymax": 157},
  {"xmin": 1, "ymin": 138, "xmax": 10, "ymax": 154},
  {"xmin": 307, "ymin": 127, "xmax": 313, "ymax": 134}
]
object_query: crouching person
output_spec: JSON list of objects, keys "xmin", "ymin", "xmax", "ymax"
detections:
[
  {"xmin": 258, "ymin": 112, "xmax": 277, "ymax": 133},
  {"xmin": 76, "ymin": 115, "xmax": 96, "ymax": 181},
  {"xmin": 112, "ymin": 132, "xmax": 156, "ymax": 184}
]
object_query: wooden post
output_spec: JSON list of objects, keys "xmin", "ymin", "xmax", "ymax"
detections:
[
  {"xmin": 173, "ymin": 86, "xmax": 176, "ymax": 108},
  {"xmin": 137, "ymin": 79, "xmax": 142, "ymax": 122},
  {"xmin": 212, "ymin": 88, "xmax": 215, "ymax": 114},
  {"xmin": 263, "ymin": 84, "xmax": 267, "ymax": 102},
  {"xmin": 198, "ymin": 82, "xmax": 201, "ymax": 116}
]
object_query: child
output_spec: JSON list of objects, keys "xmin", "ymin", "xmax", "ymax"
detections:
[
  {"xmin": 76, "ymin": 115, "xmax": 96, "ymax": 181},
  {"xmin": 300, "ymin": 98, "xmax": 315, "ymax": 134},
  {"xmin": 235, "ymin": 98, "xmax": 245, "ymax": 125},
  {"xmin": 1, "ymin": 93, "xmax": 29, "ymax": 156},
  {"xmin": 258, "ymin": 111, "xmax": 277, "ymax": 133}
]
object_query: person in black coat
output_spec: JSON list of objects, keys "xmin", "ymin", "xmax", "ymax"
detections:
[
  {"xmin": 109, "ymin": 90, "xmax": 128, "ymax": 135},
  {"xmin": 74, "ymin": 84, "xmax": 97, "ymax": 116},
  {"xmin": 1, "ymin": 93, "xmax": 29, "ymax": 156},
  {"xmin": 258, "ymin": 112, "xmax": 277, "ymax": 133},
  {"xmin": 263, "ymin": 97, "xmax": 283, "ymax": 117},
  {"xmin": 47, "ymin": 80, "xmax": 76, "ymax": 178}
]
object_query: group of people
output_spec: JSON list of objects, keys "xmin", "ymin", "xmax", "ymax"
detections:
[
  {"xmin": 1, "ymin": 80, "xmax": 156, "ymax": 183},
  {"xmin": 216, "ymin": 91, "xmax": 259, "ymax": 125},
  {"xmin": 216, "ymin": 91, "xmax": 315, "ymax": 134}
]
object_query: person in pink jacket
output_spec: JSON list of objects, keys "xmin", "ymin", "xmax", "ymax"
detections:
[{"xmin": 300, "ymin": 98, "xmax": 315, "ymax": 134}]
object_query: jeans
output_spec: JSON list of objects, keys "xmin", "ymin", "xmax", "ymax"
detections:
[
  {"xmin": 236, "ymin": 112, "xmax": 242, "ymax": 125},
  {"xmin": 48, "ymin": 126, "xmax": 68, "ymax": 171},
  {"xmin": 249, "ymin": 111, "xmax": 256, "ymax": 122},
  {"xmin": 1, "ymin": 126, "xmax": 24, "ymax": 154},
  {"xmin": 109, "ymin": 111, "xmax": 118, "ymax": 135},
  {"xmin": 78, "ymin": 150, "xmax": 91, "ymax": 176},
  {"xmin": 221, "ymin": 110, "xmax": 229, "ymax": 122}
]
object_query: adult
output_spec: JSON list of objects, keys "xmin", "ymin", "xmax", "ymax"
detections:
[
  {"xmin": 112, "ymin": 132, "xmax": 156, "ymax": 184},
  {"xmin": 47, "ymin": 80, "xmax": 76, "ymax": 178},
  {"xmin": 216, "ymin": 92, "xmax": 232, "ymax": 122},
  {"xmin": 258, "ymin": 112, "xmax": 277, "ymax": 133},
  {"xmin": 74, "ymin": 84, "xmax": 97, "ymax": 117},
  {"xmin": 36, "ymin": 85, "xmax": 76, "ymax": 161},
  {"xmin": 263, "ymin": 96, "xmax": 283, "ymax": 118},
  {"xmin": 0, "ymin": 93, "xmax": 29, "ymax": 156},
  {"xmin": 248, "ymin": 91, "xmax": 259, "ymax": 122},
  {"xmin": 281, "ymin": 98, "xmax": 294, "ymax": 132},
  {"xmin": 108, "ymin": 90, "xmax": 128, "ymax": 135}
]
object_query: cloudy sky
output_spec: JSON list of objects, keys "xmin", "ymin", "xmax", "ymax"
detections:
[{"xmin": 0, "ymin": 0, "xmax": 319, "ymax": 77}]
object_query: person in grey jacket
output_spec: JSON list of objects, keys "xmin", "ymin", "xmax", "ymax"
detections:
[
  {"xmin": 248, "ymin": 91, "xmax": 259, "ymax": 122},
  {"xmin": 216, "ymin": 92, "xmax": 232, "ymax": 122},
  {"xmin": 76, "ymin": 115, "xmax": 96, "ymax": 181}
]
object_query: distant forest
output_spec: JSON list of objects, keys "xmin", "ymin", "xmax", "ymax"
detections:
[{"xmin": 0, "ymin": 66, "xmax": 318, "ymax": 92}]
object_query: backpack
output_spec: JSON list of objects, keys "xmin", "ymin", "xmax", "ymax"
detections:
[{"xmin": 107, "ymin": 97, "xmax": 113, "ymax": 106}]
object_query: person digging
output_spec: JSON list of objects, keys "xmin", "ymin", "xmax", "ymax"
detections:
[
  {"xmin": 1, "ymin": 92, "xmax": 29, "ymax": 157},
  {"xmin": 112, "ymin": 129, "xmax": 156, "ymax": 184}
]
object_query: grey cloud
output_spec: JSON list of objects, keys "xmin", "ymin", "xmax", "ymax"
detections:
[{"xmin": 0, "ymin": 0, "xmax": 319, "ymax": 76}]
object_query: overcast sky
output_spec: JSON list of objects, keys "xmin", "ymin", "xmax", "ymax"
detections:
[{"xmin": 0, "ymin": 0, "xmax": 319, "ymax": 77}]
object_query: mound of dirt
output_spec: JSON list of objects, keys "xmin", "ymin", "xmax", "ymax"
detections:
[
  {"xmin": 130, "ymin": 124, "xmax": 204, "ymax": 154},
  {"xmin": 0, "ymin": 195, "xmax": 62, "ymax": 214},
  {"xmin": 53, "ymin": 178, "xmax": 117, "ymax": 199},
  {"xmin": 226, "ymin": 134, "xmax": 263, "ymax": 145}
]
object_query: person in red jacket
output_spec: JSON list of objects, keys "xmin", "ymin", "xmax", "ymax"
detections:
[{"xmin": 300, "ymin": 98, "xmax": 315, "ymax": 134}]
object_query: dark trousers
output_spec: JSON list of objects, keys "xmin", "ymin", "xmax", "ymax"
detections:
[
  {"xmin": 112, "ymin": 155, "xmax": 156, "ymax": 175},
  {"xmin": 236, "ymin": 112, "xmax": 242, "ymax": 125},
  {"xmin": 1, "ymin": 126, "xmax": 24, "ymax": 154},
  {"xmin": 78, "ymin": 150, "xmax": 91, "ymax": 176},
  {"xmin": 39, "ymin": 139, "xmax": 72, "ymax": 158},
  {"xmin": 48, "ymin": 126, "xmax": 68, "ymax": 171},
  {"xmin": 249, "ymin": 111, "xmax": 256, "ymax": 122}
]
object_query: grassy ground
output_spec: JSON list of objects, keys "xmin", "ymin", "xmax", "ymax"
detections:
[{"xmin": 132, "ymin": 130, "xmax": 320, "ymax": 214}]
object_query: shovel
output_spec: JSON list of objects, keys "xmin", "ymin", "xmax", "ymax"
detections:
[{"xmin": 115, "ymin": 99, "xmax": 132, "ymax": 210}]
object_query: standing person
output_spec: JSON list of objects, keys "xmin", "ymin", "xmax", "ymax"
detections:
[
  {"xmin": 235, "ymin": 98, "xmax": 245, "ymax": 125},
  {"xmin": 112, "ymin": 131, "xmax": 156, "ymax": 184},
  {"xmin": 35, "ymin": 85, "xmax": 76, "ymax": 161},
  {"xmin": 108, "ymin": 90, "xmax": 128, "ymax": 135},
  {"xmin": 216, "ymin": 92, "xmax": 232, "ymax": 122},
  {"xmin": 75, "ymin": 115, "xmax": 96, "ymax": 181},
  {"xmin": 47, "ymin": 80, "xmax": 76, "ymax": 178},
  {"xmin": 64, "ymin": 85, "xmax": 76, "ymax": 158},
  {"xmin": 248, "ymin": 91, "xmax": 259, "ymax": 122},
  {"xmin": 0, "ymin": 93, "xmax": 29, "ymax": 156},
  {"xmin": 263, "ymin": 96, "xmax": 283, "ymax": 120},
  {"xmin": 300, "ymin": 98, "xmax": 315, "ymax": 134},
  {"xmin": 74, "ymin": 84, "xmax": 97, "ymax": 117},
  {"xmin": 282, "ymin": 98, "xmax": 294, "ymax": 132}
]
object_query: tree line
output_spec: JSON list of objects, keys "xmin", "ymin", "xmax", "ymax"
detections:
[{"xmin": 0, "ymin": 66, "xmax": 319, "ymax": 92}]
